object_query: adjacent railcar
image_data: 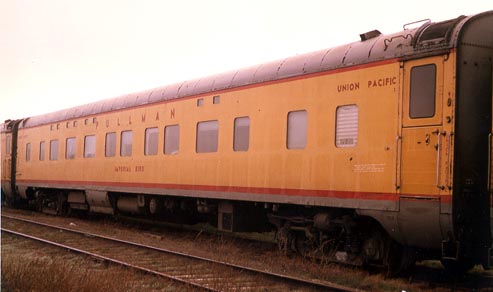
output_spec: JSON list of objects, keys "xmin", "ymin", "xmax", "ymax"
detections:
[{"xmin": 2, "ymin": 11, "xmax": 493, "ymax": 274}]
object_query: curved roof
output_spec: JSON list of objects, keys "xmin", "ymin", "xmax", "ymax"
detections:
[{"xmin": 19, "ymin": 11, "xmax": 490, "ymax": 129}]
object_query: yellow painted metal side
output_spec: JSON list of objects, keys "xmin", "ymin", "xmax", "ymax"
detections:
[
  {"xmin": 15, "ymin": 61, "xmax": 415, "ymax": 196},
  {"xmin": 1, "ymin": 131, "xmax": 11, "ymax": 185}
]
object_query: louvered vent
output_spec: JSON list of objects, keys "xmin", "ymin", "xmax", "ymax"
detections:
[{"xmin": 336, "ymin": 105, "xmax": 358, "ymax": 148}]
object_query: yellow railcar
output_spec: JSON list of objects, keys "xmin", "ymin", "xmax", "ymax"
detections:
[{"xmin": 2, "ymin": 11, "xmax": 493, "ymax": 274}]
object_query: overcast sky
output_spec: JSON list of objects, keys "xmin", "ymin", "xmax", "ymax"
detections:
[{"xmin": 1, "ymin": 0, "xmax": 491, "ymax": 123}]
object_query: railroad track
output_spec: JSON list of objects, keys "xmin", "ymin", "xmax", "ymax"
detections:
[{"xmin": 1, "ymin": 214, "xmax": 361, "ymax": 292}]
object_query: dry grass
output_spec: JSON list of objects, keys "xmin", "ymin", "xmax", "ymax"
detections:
[
  {"xmin": 3, "ymin": 208, "xmax": 493, "ymax": 291},
  {"xmin": 1, "ymin": 235, "xmax": 190, "ymax": 292},
  {"xmin": 2, "ymin": 254, "xmax": 129, "ymax": 292}
]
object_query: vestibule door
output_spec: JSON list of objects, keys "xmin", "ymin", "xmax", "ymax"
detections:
[{"xmin": 400, "ymin": 56, "xmax": 445, "ymax": 196}]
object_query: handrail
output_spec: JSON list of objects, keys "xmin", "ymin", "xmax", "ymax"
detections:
[
  {"xmin": 395, "ymin": 135, "xmax": 402, "ymax": 190},
  {"xmin": 488, "ymin": 133, "xmax": 492, "ymax": 192},
  {"xmin": 435, "ymin": 130, "xmax": 445, "ymax": 190},
  {"xmin": 446, "ymin": 131, "xmax": 454, "ymax": 190}
]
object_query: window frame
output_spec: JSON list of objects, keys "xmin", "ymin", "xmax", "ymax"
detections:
[
  {"xmin": 196, "ymin": 120, "xmax": 219, "ymax": 153},
  {"xmin": 105, "ymin": 132, "xmax": 117, "ymax": 157},
  {"xmin": 233, "ymin": 116, "xmax": 250, "ymax": 152},
  {"xmin": 6, "ymin": 135, "xmax": 11, "ymax": 155},
  {"xmin": 39, "ymin": 141, "xmax": 46, "ymax": 161},
  {"xmin": 144, "ymin": 127, "xmax": 159, "ymax": 156},
  {"xmin": 409, "ymin": 64, "xmax": 437, "ymax": 119},
  {"xmin": 26, "ymin": 143, "xmax": 31, "ymax": 162},
  {"xmin": 84, "ymin": 135, "xmax": 96, "ymax": 158},
  {"xmin": 120, "ymin": 130, "xmax": 133, "ymax": 157},
  {"xmin": 50, "ymin": 140, "xmax": 59, "ymax": 161},
  {"xmin": 164, "ymin": 124, "xmax": 180, "ymax": 155},
  {"xmin": 287, "ymin": 110, "xmax": 307, "ymax": 150},
  {"xmin": 213, "ymin": 95, "xmax": 220, "ymax": 104},
  {"xmin": 65, "ymin": 137, "xmax": 76, "ymax": 160}
]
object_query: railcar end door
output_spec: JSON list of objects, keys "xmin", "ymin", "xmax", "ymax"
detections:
[
  {"xmin": 1, "ymin": 131, "xmax": 13, "ymax": 195},
  {"xmin": 400, "ymin": 56, "xmax": 445, "ymax": 197},
  {"xmin": 396, "ymin": 56, "xmax": 448, "ymax": 248}
]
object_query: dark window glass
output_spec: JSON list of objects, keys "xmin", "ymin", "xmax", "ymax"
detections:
[
  {"xmin": 145, "ymin": 127, "xmax": 158, "ymax": 156},
  {"xmin": 26, "ymin": 143, "xmax": 31, "ymax": 161},
  {"xmin": 410, "ymin": 64, "xmax": 436, "ymax": 118},
  {"xmin": 65, "ymin": 137, "xmax": 76, "ymax": 159},
  {"xmin": 196, "ymin": 120, "xmax": 218, "ymax": 153},
  {"xmin": 164, "ymin": 125, "xmax": 180, "ymax": 155},
  {"xmin": 84, "ymin": 135, "xmax": 96, "ymax": 158},
  {"xmin": 40, "ymin": 141, "xmax": 45, "ymax": 161},
  {"xmin": 121, "ymin": 130, "xmax": 133, "ymax": 156},
  {"xmin": 105, "ymin": 132, "xmax": 116, "ymax": 157},
  {"xmin": 287, "ymin": 110, "xmax": 307, "ymax": 149},
  {"xmin": 50, "ymin": 140, "xmax": 59, "ymax": 161},
  {"xmin": 234, "ymin": 117, "xmax": 250, "ymax": 151}
]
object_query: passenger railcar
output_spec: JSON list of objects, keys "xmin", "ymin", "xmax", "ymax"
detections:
[{"xmin": 2, "ymin": 11, "xmax": 493, "ymax": 274}]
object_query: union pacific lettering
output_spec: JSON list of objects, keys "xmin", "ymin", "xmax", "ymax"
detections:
[
  {"xmin": 337, "ymin": 82, "xmax": 360, "ymax": 92},
  {"xmin": 368, "ymin": 77, "xmax": 397, "ymax": 88}
]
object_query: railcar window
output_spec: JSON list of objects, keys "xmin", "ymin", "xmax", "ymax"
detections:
[
  {"xmin": 26, "ymin": 143, "xmax": 31, "ymax": 161},
  {"xmin": 50, "ymin": 140, "xmax": 59, "ymax": 161},
  {"xmin": 39, "ymin": 141, "xmax": 46, "ymax": 161},
  {"xmin": 335, "ymin": 105, "xmax": 358, "ymax": 148},
  {"xmin": 6, "ymin": 135, "xmax": 11, "ymax": 155},
  {"xmin": 65, "ymin": 137, "xmax": 76, "ymax": 159},
  {"xmin": 84, "ymin": 135, "xmax": 96, "ymax": 158},
  {"xmin": 410, "ymin": 64, "xmax": 436, "ymax": 118},
  {"xmin": 145, "ymin": 127, "xmax": 158, "ymax": 156},
  {"xmin": 287, "ymin": 110, "xmax": 307, "ymax": 149},
  {"xmin": 164, "ymin": 125, "xmax": 180, "ymax": 155},
  {"xmin": 213, "ymin": 95, "xmax": 220, "ymax": 104},
  {"xmin": 234, "ymin": 117, "xmax": 250, "ymax": 151},
  {"xmin": 105, "ymin": 132, "xmax": 116, "ymax": 157},
  {"xmin": 121, "ymin": 130, "xmax": 133, "ymax": 157},
  {"xmin": 196, "ymin": 120, "xmax": 219, "ymax": 153}
]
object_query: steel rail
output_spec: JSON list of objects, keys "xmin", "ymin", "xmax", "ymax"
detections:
[
  {"xmin": 1, "ymin": 227, "xmax": 213, "ymax": 291},
  {"xmin": 1, "ymin": 214, "xmax": 362, "ymax": 292}
]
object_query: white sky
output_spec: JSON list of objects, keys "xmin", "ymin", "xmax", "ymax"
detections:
[{"xmin": 1, "ymin": 0, "xmax": 491, "ymax": 123}]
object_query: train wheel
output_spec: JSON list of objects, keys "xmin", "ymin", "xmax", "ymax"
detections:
[
  {"xmin": 385, "ymin": 240, "xmax": 417, "ymax": 277},
  {"xmin": 35, "ymin": 191, "xmax": 68, "ymax": 216},
  {"xmin": 294, "ymin": 232, "xmax": 314, "ymax": 257},
  {"xmin": 275, "ymin": 223, "xmax": 294, "ymax": 255},
  {"xmin": 5, "ymin": 195, "xmax": 17, "ymax": 208},
  {"xmin": 56, "ymin": 193, "xmax": 68, "ymax": 216},
  {"xmin": 6, "ymin": 197, "xmax": 13, "ymax": 208}
]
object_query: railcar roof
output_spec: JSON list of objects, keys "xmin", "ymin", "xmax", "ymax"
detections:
[{"xmin": 15, "ymin": 12, "xmax": 487, "ymax": 129}]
